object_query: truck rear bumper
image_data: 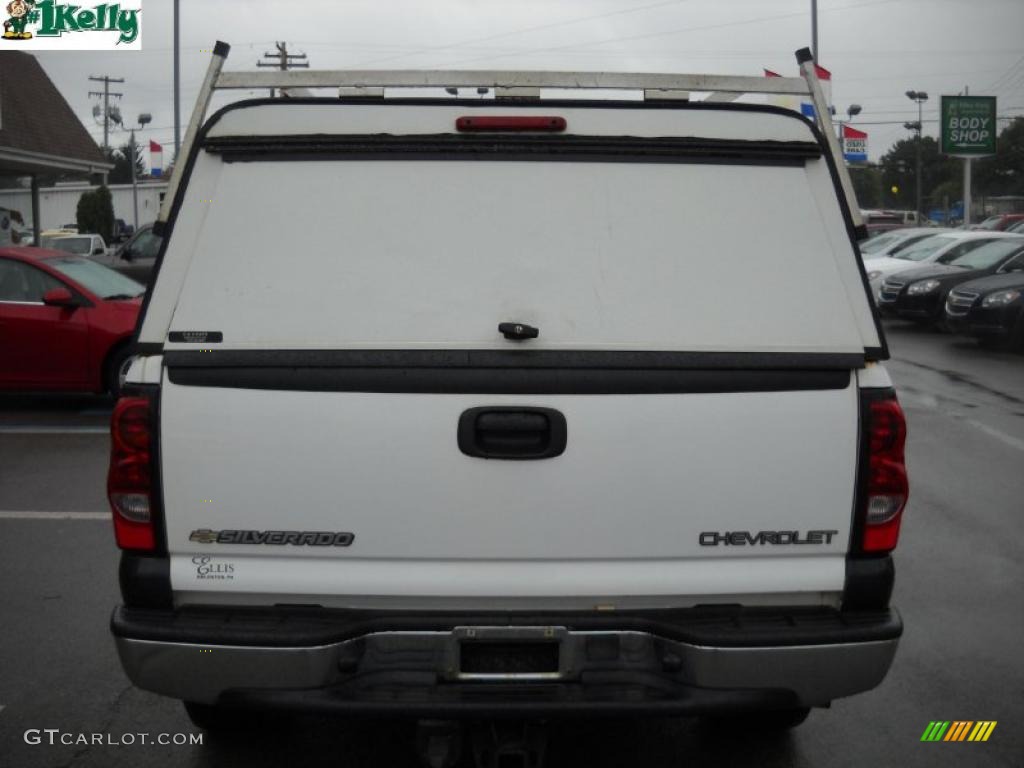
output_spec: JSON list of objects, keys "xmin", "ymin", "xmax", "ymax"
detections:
[{"xmin": 112, "ymin": 605, "xmax": 900, "ymax": 714}]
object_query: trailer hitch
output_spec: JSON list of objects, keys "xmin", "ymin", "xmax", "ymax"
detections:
[{"xmin": 415, "ymin": 720, "xmax": 549, "ymax": 768}]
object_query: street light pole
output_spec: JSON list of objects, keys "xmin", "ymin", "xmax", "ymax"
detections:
[
  {"xmin": 129, "ymin": 113, "xmax": 152, "ymax": 231},
  {"xmin": 130, "ymin": 128, "xmax": 137, "ymax": 229},
  {"xmin": 837, "ymin": 103, "xmax": 861, "ymax": 156},
  {"xmin": 906, "ymin": 90, "xmax": 928, "ymax": 219}
]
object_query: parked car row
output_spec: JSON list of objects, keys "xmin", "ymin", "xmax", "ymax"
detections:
[
  {"xmin": 20, "ymin": 224, "xmax": 162, "ymax": 286},
  {"xmin": 972, "ymin": 213, "xmax": 1024, "ymax": 232},
  {"xmin": 861, "ymin": 230, "xmax": 1024, "ymax": 351},
  {"xmin": 0, "ymin": 221, "xmax": 163, "ymax": 399},
  {"xmin": 88, "ymin": 223, "xmax": 160, "ymax": 284},
  {"xmin": 864, "ymin": 231, "xmax": 1021, "ymax": 298},
  {"xmin": 39, "ymin": 231, "xmax": 108, "ymax": 257},
  {"xmin": 0, "ymin": 246, "xmax": 144, "ymax": 397}
]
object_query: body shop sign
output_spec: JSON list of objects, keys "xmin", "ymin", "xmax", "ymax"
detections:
[{"xmin": 941, "ymin": 96, "xmax": 996, "ymax": 157}]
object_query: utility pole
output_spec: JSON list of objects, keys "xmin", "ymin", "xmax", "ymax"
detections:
[
  {"xmin": 811, "ymin": 0, "xmax": 818, "ymax": 62},
  {"xmin": 88, "ymin": 75, "xmax": 124, "ymax": 152},
  {"xmin": 257, "ymin": 42, "xmax": 309, "ymax": 98},
  {"xmin": 131, "ymin": 130, "xmax": 137, "ymax": 226},
  {"xmin": 963, "ymin": 85, "xmax": 972, "ymax": 226},
  {"xmin": 173, "ymin": 0, "xmax": 180, "ymax": 158},
  {"xmin": 906, "ymin": 90, "xmax": 929, "ymax": 219}
]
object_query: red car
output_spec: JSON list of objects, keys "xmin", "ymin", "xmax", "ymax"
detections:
[
  {"xmin": 0, "ymin": 247, "xmax": 144, "ymax": 396},
  {"xmin": 973, "ymin": 213, "xmax": 1024, "ymax": 232}
]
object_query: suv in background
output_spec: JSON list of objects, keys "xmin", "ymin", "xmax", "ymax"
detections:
[
  {"xmin": 883, "ymin": 210, "xmax": 924, "ymax": 227},
  {"xmin": 861, "ymin": 210, "xmax": 904, "ymax": 236},
  {"xmin": 112, "ymin": 219, "xmax": 136, "ymax": 244},
  {"xmin": 40, "ymin": 232, "xmax": 107, "ymax": 258},
  {"xmin": 95, "ymin": 224, "xmax": 161, "ymax": 284}
]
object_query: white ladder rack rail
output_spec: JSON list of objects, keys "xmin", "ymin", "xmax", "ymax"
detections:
[{"xmin": 159, "ymin": 42, "xmax": 862, "ymax": 235}]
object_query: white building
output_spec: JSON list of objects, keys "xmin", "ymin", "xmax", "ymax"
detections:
[{"xmin": 0, "ymin": 180, "xmax": 167, "ymax": 232}]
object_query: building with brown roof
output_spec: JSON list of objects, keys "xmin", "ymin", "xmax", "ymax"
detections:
[{"xmin": 0, "ymin": 50, "xmax": 112, "ymax": 241}]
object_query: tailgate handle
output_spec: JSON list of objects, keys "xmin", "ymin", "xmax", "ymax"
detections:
[
  {"xmin": 498, "ymin": 322, "xmax": 539, "ymax": 341},
  {"xmin": 458, "ymin": 407, "xmax": 567, "ymax": 460}
]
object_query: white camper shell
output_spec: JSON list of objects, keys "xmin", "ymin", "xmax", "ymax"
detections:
[{"xmin": 110, "ymin": 43, "xmax": 907, "ymax": 732}]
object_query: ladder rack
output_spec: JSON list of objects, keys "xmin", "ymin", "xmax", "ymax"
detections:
[{"xmin": 159, "ymin": 42, "xmax": 863, "ymax": 236}]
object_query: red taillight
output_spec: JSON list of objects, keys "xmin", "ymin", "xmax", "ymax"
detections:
[
  {"xmin": 108, "ymin": 396, "xmax": 156, "ymax": 551},
  {"xmin": 861, "ymin": 396, "xmax": 908, "ymax": 553},
  {"xmin": 455, "ymin": 116, "xmax": 567, "ymax": 132}
]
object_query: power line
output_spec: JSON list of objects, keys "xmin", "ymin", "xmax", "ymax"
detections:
[
  {"xmin": 852, "ymin": 114, "xmax": 1022, "ymax": 126},
  {"xmin": 437, "ymin": 0, "xmax": 901, "ymax": 69},
  {"xmin": 985, "ymin": 55, "xmax": 1024, "ymax": 92},
  {"xmin": 347, "ymin": 0, "xmax": 693, "ymax": 69}
]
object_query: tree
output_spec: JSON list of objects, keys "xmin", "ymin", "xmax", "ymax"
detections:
[
  {"xmin": 76, "ymin": 185, "xmax": 115, "ymax": 241},
  {"xmin": 103, "ymin": 140, "xmax": 146, "ymax": 184},
  {"xmin": 878, "ymin": 136, "xmax": 960, "ymax": 212},
  {"xmin": 973, "ymin": 117, "xmax": 1024, "ymax": 198},
  {"xmin": 929, "ymin": 179, "xmax": 962, "ymax": 213},
  {"xmin": 849, "ymin": 165, "xmax": 882, "ymax": 209}
]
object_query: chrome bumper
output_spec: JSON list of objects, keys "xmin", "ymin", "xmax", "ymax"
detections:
[{"xmin": 116, "ymin": 627, "xmax": 899, "ymax": 710}]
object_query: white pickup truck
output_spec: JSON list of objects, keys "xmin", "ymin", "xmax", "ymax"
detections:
[{"xmin": 108, "ymin": 44, "xmax": 908, "ymax": 743}]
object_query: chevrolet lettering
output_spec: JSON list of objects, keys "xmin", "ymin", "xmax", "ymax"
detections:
[{"xmin": 699, "ymin": 530, "xmax": 840, "ymax": 546}]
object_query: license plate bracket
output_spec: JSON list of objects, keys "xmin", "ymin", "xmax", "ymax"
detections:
[{"xmin": 448, "ymin": 626, "xmax": 569, "ymax": 681}]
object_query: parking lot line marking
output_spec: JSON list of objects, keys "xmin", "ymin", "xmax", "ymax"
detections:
[
  {"xmin": 0, "ymin": 511, "xmax": 108, "ymax": 520},
  {"xmin": 0, "ymin": 426, "xmax": 108, "ymax": 435},
  {"xmin": 966, "ymin": 419, "xmax": 1024, "ymax": 452}
]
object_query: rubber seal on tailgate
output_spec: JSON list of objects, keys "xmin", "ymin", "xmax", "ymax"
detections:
[
  {"xmin": 164, "ymin": 350, "xmax": 857, "ymax": 395},
  {"xmin": 203, "ymin": 134, "xmax": 822, "ymax": 167}
]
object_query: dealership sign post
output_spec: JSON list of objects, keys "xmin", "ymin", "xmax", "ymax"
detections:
[
  {"xmin": 941, "ymin": 95, "xmax": 997, "ymax": 226},
  {"xmin": 842, "ymin": 125, "xmax": 868, "ymax": 163}
]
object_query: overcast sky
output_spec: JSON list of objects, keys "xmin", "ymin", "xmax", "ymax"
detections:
[{"xmin": 33, "ymin": 0, "xmax": 1024, "ymax": 167}]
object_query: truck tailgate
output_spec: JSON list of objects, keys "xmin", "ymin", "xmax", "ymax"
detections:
[{"xmin": 161, "ymin": 374, "xmax": 858, "ymax": 605}]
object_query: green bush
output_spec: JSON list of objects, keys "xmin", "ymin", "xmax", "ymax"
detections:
[{"xmin": 76, "ymin": 185, "xmax": 115, "ymax": 242}]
